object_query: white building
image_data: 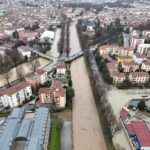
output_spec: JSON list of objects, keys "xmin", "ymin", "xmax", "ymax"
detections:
[
  {"xmin": 56, "ymin": 63, "xmax": 66, "ymax": 75},
  {"xmin": 133, "ymin": 53, "xmax": 147, "ymax": 64},
  {"xmin": 0, "ymin": 82, "xmax": 32, "ymax": 108},
  {"xmin": 129, "ymin": 72, "xmax": 149, "ymax": 84},
  {"xmin": 130, "ymin": 37, "xmax": 145, "ymax": 49},
  {"xmin": 141, "ymin": 62, "xmax": 150, "ymax": 72},
  {"xmin": 18, "ymin": 46, "xmax": 31, "ymax": 58},
  {"xmin": 137, "ymin": 44, "xmax": 150, "ymax": 55},
  {"xmin": 143, "ymin": 30, "xmax": 150, "ymax": 37}
]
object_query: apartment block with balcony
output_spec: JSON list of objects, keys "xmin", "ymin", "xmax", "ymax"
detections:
[
  {"xmin": 0, "ymin": 82, "xmax": 32, "ymax": 108},
  {"xmin": 122, "ymin": 62, "xmax": 139, "ymax": 72},
  {"xmin": 129, "ymin": 72, "xmax": 149, "ymax": 84},
  {"xmin": 141, "ymin": 62, "xmax": 150, "ymax": 72}
]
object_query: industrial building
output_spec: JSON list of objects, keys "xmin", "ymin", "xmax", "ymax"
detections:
[{"xmin": 0, "ymin": 107, "xmax": 51, "ymax": 150}]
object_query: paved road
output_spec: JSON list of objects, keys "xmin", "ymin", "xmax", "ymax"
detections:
[{"xmin": 61, "ymin": 122, "xmax": 73, "ymax": 150}]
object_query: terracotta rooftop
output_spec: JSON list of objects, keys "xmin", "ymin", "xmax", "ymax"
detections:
[
  {"xmin": 35, "ymin": 69, "xmax": 46, "ymax": 75},
  {"xmin": 130, "ymin": 72, "xmax": 149, "ymax": 78},
  {"xmin": 126, "ymin": 121, "xmax": 150, "ymax": 147},
  {"xmin": 39, "ymin": 88, "xmax": 53, "ymax": 94},
  {"xmin": 0, "ymin": 82, "xmax": 31, "ymax": 96},
  {"xmin": 51, "ymin": 80, "xmax": 63, "ymax": 89},
  {"xmin": 57, "ymin": 63, "xmax": 66, "ymax": 69}
]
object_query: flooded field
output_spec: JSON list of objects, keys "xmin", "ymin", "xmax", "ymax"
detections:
[
  {"xmin": 70, "ymin": 23, "xmax": 106, "ymax": 150},
  {"xmin": 107, "ymin": 86, "xmax": 150, "ymax": 150},
  {"xmin": 46, "ymin": 28, "xmax": 60, "ymax": 58},
  {"xmin": 0, "ymin": 58, "xmax": 50, "ymax": 87}
]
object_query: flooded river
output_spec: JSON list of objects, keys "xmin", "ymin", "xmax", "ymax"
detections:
[{"xmin": 70, "ymin": 23, "xmax": 106, "ymax": 150}]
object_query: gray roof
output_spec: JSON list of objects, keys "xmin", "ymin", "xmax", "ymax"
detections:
[
  {"xmin": 0, "ymin": 119, "xmax": 20, "ymax": 150},
  {"xmin": 25, "ymin": 108, "xmax": 49, "ymax": 150},
  {"xmin": 0, "ymin": 108, "xmax": 24, "ymax": 150},
  {"xmin": 25, "ymin": 137, "xmax": 43, "ymax": 150},
  {"xmin": 9, "ymin": 107, "xmax": 25, "ymax": 119},
  {"xmin": 130, "ymin": 99, "xmax": 140, "ymax": 108},
  {"xmin": 16, "ymin": 120, "xmax": 32, "ymax": 139},
  {"xmin": 0, "ymin": 107, "xmax": 50, "ymax": 150}
]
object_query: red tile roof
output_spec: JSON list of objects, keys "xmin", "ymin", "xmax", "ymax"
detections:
[
  {"xmin": 51, "ymin": 80, "xmax": 63, "ymax": 89},
  {"xmin": 143, "ymin": 61, "xmax": 150, "ymax": 66},
  {"xmin": 38, "ymin": 88, "xmax": 53, "ymax": 94},
  {"xmin": 99, "ymin": 45, "xmax": 119, "ymax": 49},
  {"xmin": 35, "ymin": 69, "xmax": 46, "ymax": 75},
  {"xmin": 123, "ymin": 62, "xmax": 139, "ymax": 67},
  {"xmin": 54, "ymin": 88, "xmax": 65, "ymax": 97},
  {"xmin": 0, "ymin": 82, "xmax": 31, "ymax": 96},
  {"xmin": 120, "ymin": 109, "xmax": 129, "ymax": 121},
  {"xmin": 57, "ymin": 63, "xmax": 66, "ymax": 69},
  {"xmin": 126, "ymin": 121, "xmax": 150, "ymax": 147},
  {"xmin": 134, "ymin": 53, "xmax": 146, "ymax": 59},
  {"xmin": 130, "ymin": 72, "xmax": 149, "ymax": 78},
  {"xmin": 126, "ymin": 123, "xmax": 135, "ymax": 135}
]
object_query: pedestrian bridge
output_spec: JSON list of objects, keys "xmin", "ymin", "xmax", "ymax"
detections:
[{"xmin": 31, "ymin": 48, "xmax": 84, "ymax": 63}]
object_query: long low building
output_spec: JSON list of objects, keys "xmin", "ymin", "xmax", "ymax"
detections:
[{"xmin": 0, "ymin": 107, "xmax": 51, "ymax": 150}]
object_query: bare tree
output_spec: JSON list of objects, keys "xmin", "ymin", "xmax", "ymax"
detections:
[
  {"xmin": 3, "ymin": 71, "xmax": 11, "ymax": 87},
  {"xmin": 16, "ymin": 65, "xmax": 25, "ymax": 81},
  {"xmin": 30, "ymin": 59, "xmax": 40, "ymax": 72}
]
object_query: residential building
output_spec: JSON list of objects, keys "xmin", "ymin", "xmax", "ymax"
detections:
[
  {"xmin": 137, "ymin": 44, "xmax": 150, "ymax": 55},
  {"xmin": 123, "ymin": 32, "xmax": 131, "ymax": 48},
  {"xmin": 107, "ymin": 62, "xmax": 118, "ymax": 73},
  {"xmin": 0, "ymin": 82, "xmax": 32, "ymax": 108},
  {"xmin": 119, "ymin": 47, "xmax": 134, "ymax": 57},
  {"xmin": 118, "ymin": 56, "xmax": 132, "ymax": 64},
  {"xmin": 0, "ymin": 107, "xmax": 51, "ymax": 150},
  {"xmin": 125, "ymin": 121, "xmax": 150, "ymax": 150},
  {"xmin": 122, "ymin": 62, "xmax": 139, "ymax": 72},
  {"xmin": 53, "ymin": 87, "xmax": 66, "ymax": 108},
  {"xmin": 130, "ymin": 36, "xmax": 145, "ymax": 49},
  {"xmin": 51, "ymin": 80, "xmax": 66, "ymax": 108},
  {"xmin": 99, "ymin": 45, "xmax": 119, "ymax": 55},
  {"xmin": 56, "ymin": 63, "xmax": 66, "ymax": 75},
  {"xmin": 0, "ymin": 47, "xmax": 5, "ymax": 56},
  {"xmin": 110, "ymin": 71, "xmax": 126, "ymax": 84},
  {"xmin": 141, "ymin": 62, "xmax": 150, "ymax": 72},
  {"xmin": 129, "ymin": 72, "xmax": 149, "ymax": 84},
  {"xmin": 143, "ymin": 30, "xmax": 150, "ymax": 37},
  {"xmin": 35, "ymin": 69, "xmax": 48, "ymax": 84},
  {"xmin": 133, "ymin": 53, "xmax": 147, "ymax": 64},
  {"xmin": 18, "ymin": 46, "xmax": 31, "ymax": 58},
  {"xmin": 38, "ymin": 88, "xmax": 53, "ymax": 104}
]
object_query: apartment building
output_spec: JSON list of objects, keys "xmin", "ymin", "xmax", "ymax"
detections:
[
  {"xmin": 56, "ymin": 63, "xmax": 66, "ymax": 75},
  {"xmin": 0, "ymin": 82, "xmax": 32, "ymax": 108},
  {"xmin": 34, "ymin": 69, "xmax": 48, "ymax": 84},
  {"xmin": 137, "ymin": 44, "xmax": 150, "ymax": 55},
  {"xmin": 130, "ymin": 36, "xmax": 145, "ymax": 49},
  {"xmin": 141, "ymin": 62, "xmax": 150, "ymax": 72},
  {"xmin": 38, "ymin": 88, "xmax": 53, "ymax": 104},
  {"xmin": 133, "ymin": 53, "xmax": 147, "ymax": 64},
  {"xmin": 129, "ymin": 72, "xmax": 149, "ymax": 84},
  {"xmin": 110, "ymin": 71, "xmax": 126, "ymax": 84},
  {"xmin": 122, "ymin": 62, "xmax": 139, "ymax": 72}
]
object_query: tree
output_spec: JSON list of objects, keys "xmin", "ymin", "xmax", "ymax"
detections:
[
  {"xmin": 66, "ymin": 87, "xmax": 75, "ymax": 99},
  {"xmin": 30, "ymin": 59, "xmax": 40, "ymax": 72},
  {"xmin": 12, "ymin": 30, "xmax": 19, "ymax": 39},
  {"xmin": 68, "ymin": 79, "xmax": 72, "ymax": 87},
  {"xmin": 3, "ymin": 71, "xmax": 11, "ymax": 87},
  {"xmin": 16, "ymin": 65, "xmax": 25, "ymax": 81},
  {"xmin": 138, "ymin": 100, "xmax": 145, "ymax": 111}
]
